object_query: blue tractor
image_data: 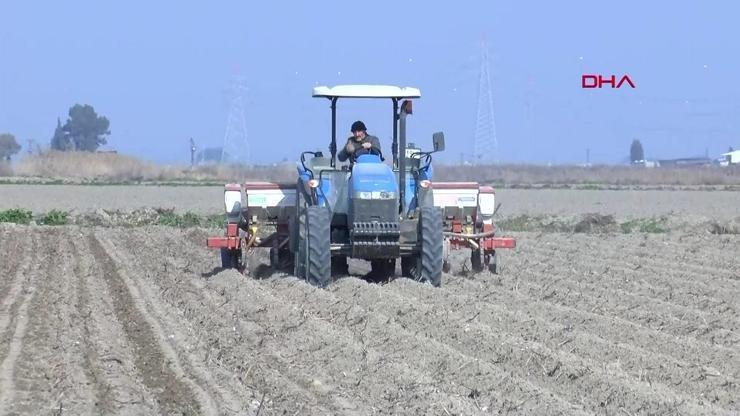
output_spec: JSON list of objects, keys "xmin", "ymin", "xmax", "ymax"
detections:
[
  {"xmin": 289, "ymin": 85, "xmax": 445, "ymax": 287},
  {"xmin": 207, "ymin": 85, "xmax": 447, "ymax": 288}
]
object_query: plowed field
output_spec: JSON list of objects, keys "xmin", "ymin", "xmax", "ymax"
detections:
[{"xmin": 0, "ymin": 224, "xmax": 737, "ymax": 415}]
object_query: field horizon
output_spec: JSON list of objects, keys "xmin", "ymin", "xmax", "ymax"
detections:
[{"xmin": 2, "ymin": 151, "xmax": 740, "ymax": 187}]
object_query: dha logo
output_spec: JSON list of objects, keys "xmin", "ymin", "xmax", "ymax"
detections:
[{"xmin": 582, "ymin": 74, "xmax": 635, "ymax": 89}]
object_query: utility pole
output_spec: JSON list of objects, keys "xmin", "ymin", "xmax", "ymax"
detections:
[
  {"xmin": 586, "ymin": 148, "xmax": 590, "ymax": 166},
  {"xmin": 27, "ymin": 139, "xmax": 34, "ymax": 155},
  {"xmin": 190, "ymin": 138, "xmax": 196, "ymax": 167}
]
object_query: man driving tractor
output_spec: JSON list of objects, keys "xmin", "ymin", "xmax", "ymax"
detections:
[{"xmin": 337, "ymin": 120, "xmax": 382, "ymax": 163}]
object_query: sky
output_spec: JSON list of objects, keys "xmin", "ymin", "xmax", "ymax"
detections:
[{"xmin": 1, "ymin": 1, "xmax": 739, "ymax": 165}]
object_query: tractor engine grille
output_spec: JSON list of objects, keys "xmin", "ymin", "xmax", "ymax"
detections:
[{"xmin": 350, "ymin": 221, "xmax": 400, "ymax": 258}]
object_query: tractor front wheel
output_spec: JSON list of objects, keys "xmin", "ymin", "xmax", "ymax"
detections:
[
  {"xmin": 402, "ymin": 207, "xmax": 443, "ymax": 287},
  {"xmin": 296, "ymin": 206, "xmax": 331, "ymax": 287}
]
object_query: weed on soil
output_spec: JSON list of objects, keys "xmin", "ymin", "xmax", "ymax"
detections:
[
  {"xmin": 39, "ymin": 209, "xmax": 70, "ymax": 225},
  {"xmin": 0, "ymin": 208, "xmax": 33, "ymax": 224}
]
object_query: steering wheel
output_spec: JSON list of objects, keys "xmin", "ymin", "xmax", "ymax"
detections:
[{"xmin": 355, "ymin": 146, "xmax": 383, "ymax": 160}]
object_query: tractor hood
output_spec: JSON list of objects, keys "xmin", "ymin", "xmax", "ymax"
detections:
[{"xmin": 349, "ymin": 158, "xmax": 398, "ymax": 196}]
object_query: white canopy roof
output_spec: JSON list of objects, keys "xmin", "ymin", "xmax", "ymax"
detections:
[{"xmin": 312, "ymin": 85, "xmax": 421, "ymax": 99}]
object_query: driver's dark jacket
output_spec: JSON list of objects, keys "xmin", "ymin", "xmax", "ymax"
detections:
[{"xmin": 337, "ymin": 134, "xmax": 381, "ymax": 162}]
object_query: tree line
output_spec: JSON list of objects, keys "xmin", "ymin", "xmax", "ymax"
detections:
[{"xmin": 0, "ymin": 104, "xmax": 110, "ymax": 161}]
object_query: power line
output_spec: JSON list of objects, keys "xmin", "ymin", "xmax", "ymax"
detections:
[{"xmin": 473, "ymin": 36, "xmax": 499, "ymax": 164}]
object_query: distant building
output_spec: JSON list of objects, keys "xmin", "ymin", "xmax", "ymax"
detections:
[
  {"xmin": 631, "ymin": 159, "xmax": 659, "ymax": 168},
  {"xmin": 719, "ymin": 150, "xmax": 740, "ymax": 166},
  {"xmin": 656, "ymin": 157, "xmax": 712, "ymax": 167}
]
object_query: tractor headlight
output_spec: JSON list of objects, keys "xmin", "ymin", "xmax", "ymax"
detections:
[
  {"xmin": 419, "ymin": 180, "xmax": 432, "ymax": 189},
  {"xmin": 307, "ymin": 179, "xmax": 320, "ymax": 188}
]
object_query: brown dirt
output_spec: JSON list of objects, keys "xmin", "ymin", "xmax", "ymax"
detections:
[{"xmin": 0, "ymin": 224, "xmax": 737, "ymax": 415}]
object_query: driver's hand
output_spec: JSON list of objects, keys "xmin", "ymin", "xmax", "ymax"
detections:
[
  {"xmin": 362, "ymin": 142, "xmax": 372, "ymax": 149},
  {"xmin": 345, "ymin": 142, "xmax": 355, "ymax": 153}
]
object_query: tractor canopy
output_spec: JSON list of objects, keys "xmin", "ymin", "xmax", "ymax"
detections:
[
  {"xmin": 313, "ymin": 84, "xmax": 425, "ymax": 213},
  {"xmin": 312, "ymin": 85, "xmax": 420, "ymax": 99}
]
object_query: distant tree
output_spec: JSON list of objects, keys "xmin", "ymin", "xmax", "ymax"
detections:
[
  {"xmin": 50, "ymin": 118, "xmax": 71, "ymax": 150},
  {"xmin": 51, "ymin": 104, "xmax": 111, "ymax": 151},
  {"xmin": 0, "ymin": 133, "xmax": 21, "ymax": 161},
  {"xmin": 66, "ymin": 104, "xmax": 110, "ymax": 151},
  {"xmin": 729, "ymin": 146, "xmax": 735, "ymax": 152},
  {"xmin": 630, "ymin": 139, "xmax": 644, "ymax": 163}
]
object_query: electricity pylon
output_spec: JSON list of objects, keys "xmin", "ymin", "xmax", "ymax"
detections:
[
  {"xmin": 473, "ymin": 37, "xmax": 499, "ymax": 164},
  {"xmin": 221, "ymin": 76, "xmax": 251, "ymax": 164}
]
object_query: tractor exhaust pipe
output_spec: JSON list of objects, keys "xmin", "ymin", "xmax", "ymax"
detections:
[{"xmin": 398, "ymin": 100, "xmax": 412, "ymax": 216}]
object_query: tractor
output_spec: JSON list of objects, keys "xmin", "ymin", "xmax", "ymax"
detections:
[{"xmin": 207, "ymin": 85, "xmax": 515, "ymax": 287}]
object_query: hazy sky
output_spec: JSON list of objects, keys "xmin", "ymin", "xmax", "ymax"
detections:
[{"xmin": 1, "ymin": 1, "xmax": 738, "ymax": 164}]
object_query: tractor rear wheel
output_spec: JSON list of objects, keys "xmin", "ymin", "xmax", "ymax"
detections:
[
  {"xmin": 402, "ymin": 207, "xmax": 443, "ymax": 287},
  {"xmin": 220, "ymin": 248, "xmax": 241, "ymax": 269},
  {"xmin": 297, "ymin": 205, "xmax": 331, "ymax": 287},
  {"xmin": 471, "ymin": 248, "xmax": 484, "ymax": 272},
  {"xmin": 293, "ymin": 210, "xmax": 305, "ymax": 277},
  {"xmin": 291, "ymin": 184, "xmax": 305, "ymax": 276},
  {"xmin": 486, "ymin": 251, "xmax": 498, "ymax": 274}
]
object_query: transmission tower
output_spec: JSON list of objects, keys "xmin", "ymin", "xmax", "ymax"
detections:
[
  {"xmin": 474, "ymin": 37, "xmax": 499, "ymax": 164},
  {"xmin": 221, "ymin": 76, "xmax": 251, "ymax": 164},
  {"xmin": 525, "ymin": 74, "xmax": 535, "ymax": 152}
]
